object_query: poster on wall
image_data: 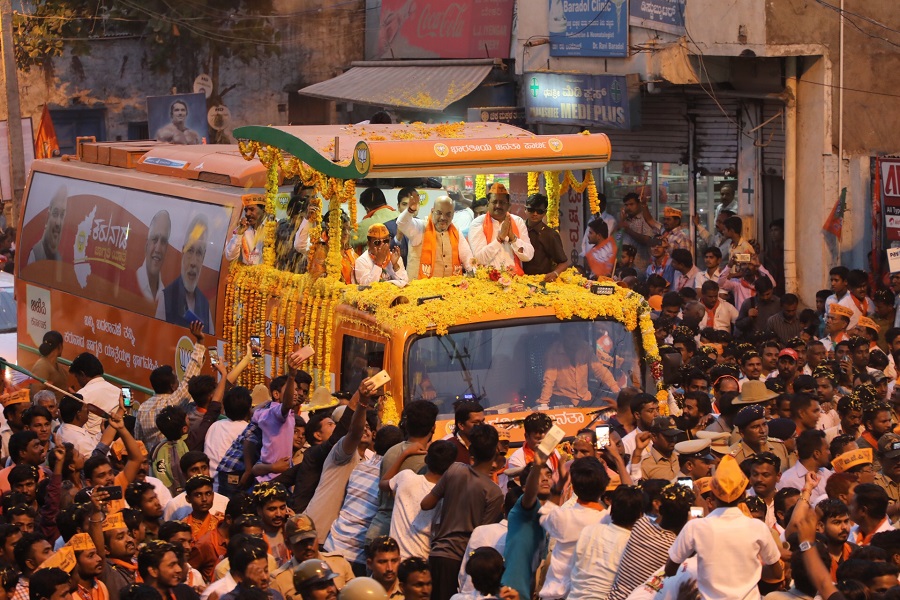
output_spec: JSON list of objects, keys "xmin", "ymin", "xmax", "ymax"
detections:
[
  {"xmin": 147, "ymin": 92, "xmax": 207, "ymax": 145},
  {"xmin": 880, "ymin": 157, "xmax": 900, "ymax": 243},
  {"xmin": 372, "ymin": 0, "xmax": 514, "ymax": 59},
  {"xmin": 549, "ymin": 0, "xmax": 628, "ymax": 57},
  {"xmin": 628, "ymin": 0, "xmax": 686, "ymax": 35},
  {"xmin": 18, "ymin": 172, "xmax": 234, "ymax": 334}
]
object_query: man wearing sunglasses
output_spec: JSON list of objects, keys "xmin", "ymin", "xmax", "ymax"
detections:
[
  {"xmin": 353, "ymin": 223, "xmax": 408, "ymax": 287},
  {"xmin": 522, "ymin": 194, "xmax": 568, "ymax": 282}
]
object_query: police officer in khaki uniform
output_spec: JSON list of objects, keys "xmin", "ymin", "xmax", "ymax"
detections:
[
  {"xmin": 729, "ymin": 405, "xmax": 791, "ymax": 473},
  {"xmin": 270, "ymin": 515, "xmax": 354, "ymax": 600}
]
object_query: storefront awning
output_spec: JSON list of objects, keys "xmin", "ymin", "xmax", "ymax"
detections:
[{"xmin": 298, "ymin": 59, "xmax": 498, "ymax": 113}]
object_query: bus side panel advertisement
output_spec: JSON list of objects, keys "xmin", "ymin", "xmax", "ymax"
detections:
[
  {"xmin": 22, "ymin": 284, "xmax": 213, "ymax": 384},
  {"xmin": 18, "ymin": 172, "xmax": 234, "ymax": 336}
]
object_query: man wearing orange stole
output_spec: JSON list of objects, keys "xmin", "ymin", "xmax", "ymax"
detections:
[
  {"xmin": 224, "ymin": 194, "xmax": 270, "ymax": 265},
  {"xmin": 467, "ymin": 183, "xmax": 534, "ymax": 272},
  {"xmin": 396, "ymin": 194, "xmax": 474, "ymax": 279}
]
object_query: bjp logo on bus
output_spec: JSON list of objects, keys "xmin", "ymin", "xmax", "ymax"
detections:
[
  {"xmin": 174, "ymin": 335, "xmax": 195, "ymax": 380},
  {"xmin": 433, "ymin": 143, "xmax": 449, "ymax": 158},
  {"xmin": 353, "ymin": 141, "xmax": 371, "ymax": 175},
  {"xmin": 548, "ymin": 138, "xmax": 563, "ymax": 153}
]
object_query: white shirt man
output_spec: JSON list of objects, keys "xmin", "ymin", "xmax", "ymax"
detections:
[
  {"xmin": 224, "ymin": 197, "xmax": 268, "ymax": 265},
  {"xmin": 77, "ymin": 377, "xmax": 123, "ymax": 437},
  {"xmin": 538, "ymin": 502, "xmax": 609, "ymax": 599},
  {"xmin": 57, "ymin": 422, "xmax": 99, "ymax": 460},
  {"xmin": 467, "ymin": 185, "xmax": 534, "ymax": 272},
  {"xmin": 579, "ymin": 211, "xmax": 617, "ymax": 257},
  {"xmin": 396, "ymin": 194, "xmax": 475, "ymax": 280},
  {"xmin": 701, "ymin": 300, "xmax": 739, "ymax": 332},
  {"xmin": 567, "ymin": 521, "xmax": 632, "ymax": 600},
  {"xmin": 205, "ymin": 418, "xmax": 249, "ymax": 483}
]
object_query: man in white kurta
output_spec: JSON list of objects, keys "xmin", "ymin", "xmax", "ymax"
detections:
[
  {"xmin": 354, "ymin": 222, "xmax": 408, "ymax": 287},
  {"xmin": 467, "ymin": 183, "xmax": 534, "ymax": 272},
  {"xmin": 397, "ymin": 194, "xmax": 474, "ymax": 280},
  {"xmin": 224, "ymin": 194, "xmax": 269, "ymax": 265}
]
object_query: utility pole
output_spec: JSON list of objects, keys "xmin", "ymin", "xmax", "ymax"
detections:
[{"xmin": 0, "ymin": 0, "xmax": 26, "ymax": 227}]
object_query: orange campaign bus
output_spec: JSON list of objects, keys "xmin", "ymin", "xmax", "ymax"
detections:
[{"xmin": 16, "ymin": 123, "xmax": 663, "ymax": 441}]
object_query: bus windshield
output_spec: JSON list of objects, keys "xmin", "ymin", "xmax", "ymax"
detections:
[{"xmin": 406, "ymin": 318, "xmax": 641, "ymax": 419}]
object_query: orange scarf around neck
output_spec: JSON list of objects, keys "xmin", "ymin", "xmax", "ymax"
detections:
[
  {"xmin": 419, "ymin": 218, "xmax": 461, "ymax": 278},
  {"xmin": 482, "ymin": 216, "xmax": 523, "ymax": 275}
]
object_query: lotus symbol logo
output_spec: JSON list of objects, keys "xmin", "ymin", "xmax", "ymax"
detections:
[
  {"xmin": 434, "ymin": 143, "xmax": 450, "ymax": 158},
  {"xmin": 548, "ymin": 138, "xmax": 563, "ymax": 152},
  {"xmin": 352, "ymin": 141, "xmax": 371, "ymax": 174}
]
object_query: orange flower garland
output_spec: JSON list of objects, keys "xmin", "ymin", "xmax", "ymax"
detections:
[
  {"xmin": 543, "ymin": 171, "xmax": 561, "ymax": 229},
  {"xmin": 527, "ymin": 172, "xmax": 540, "ymax": 196}
]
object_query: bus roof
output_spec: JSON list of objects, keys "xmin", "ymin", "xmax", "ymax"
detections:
[{"xmin": 232, "ymin": 122, "xmax": 611, "ymax": 180}]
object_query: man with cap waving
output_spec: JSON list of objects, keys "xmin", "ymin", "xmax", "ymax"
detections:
[
  {"xmin": 665, "ymin": 455, "xmax": 784, "ymax": 598},
  {"xmin": 729, "ymin": 405, "xmax": 791, "ymax": 472},
  {"xmin": 467, "ymin": 183, "xmax": 534, "ymax": 273},
  {"xmin": 225, "ymin": 194, "xmax": 269, "ymax": 265}
]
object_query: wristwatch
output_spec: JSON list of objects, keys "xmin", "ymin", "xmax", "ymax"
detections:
[{"xmin": 798, "ymin": 540, "xmax": 813, "ymax": 552}]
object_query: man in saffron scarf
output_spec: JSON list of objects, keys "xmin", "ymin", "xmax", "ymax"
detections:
[
  {"xmin": 467, "ymin": 183, "xmax": 534, "ymax": 272},
  {"xmin": 396, "ymin": 194, "xmax": 474, "ymax": 279},
  {"xmin": 225, "ymin": 194, "xmax": 269, "ymax": 265},
  {"xmin": 584, "ymin": 218, "xmax": 617, "ymax": 279}
]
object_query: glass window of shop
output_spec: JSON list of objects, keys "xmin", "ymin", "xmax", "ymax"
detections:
[{"xmin": 603, "ymin": 161, "xmax": 737, "ymax": 263}]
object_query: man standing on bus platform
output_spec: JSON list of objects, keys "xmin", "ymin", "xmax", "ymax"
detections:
[
  {"xmin": 396, "ymin": 193, "xmax": 474, "ymax": 279},
  {"xmin": 137, "ymin": 210, "xmax": 171, "ymax": 305},
  {"xmin": 468, "ymin": 183, "xmax": 534, "ymax": 273},
  {"xmin": 225, "ymin": 194, "xmax": 269, "ymax": 265}
]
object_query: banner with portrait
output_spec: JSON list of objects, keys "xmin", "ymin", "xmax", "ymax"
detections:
[{"xmin": 18, "ymin": 172, "xmax": 234, "ymax": 335}]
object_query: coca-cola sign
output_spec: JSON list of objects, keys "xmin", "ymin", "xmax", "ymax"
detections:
[{"xmin": 374, "ymin": 0, "xmax": 513, "ymax": 59}]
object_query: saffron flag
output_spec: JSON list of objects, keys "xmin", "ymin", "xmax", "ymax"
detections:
[
  {"xmin": 823, "ymin": 187, "xmax": 847, "ymax": 240},
  {"xmin": 34, "ymin": 105, "xmax": 59, "ymax": 159}
]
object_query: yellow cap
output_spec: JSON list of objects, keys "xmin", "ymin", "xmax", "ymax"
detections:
[
  {"xmin": 102, "ymin": 512, "xmax": 127, "ymax": 532},
  {"xmin": 710, "ymin": 455, "xmax": 748, "ymax": 503},
  {"xmin": 36, "ymin": 546, "xmax": 76, "ymax": 573},
  {"xmin": 829, "ymin": 304, "xmax": 853, "ymax": 319},
  {"xmin": 366, "ymin": 223, "xmax": 390, "ymax": 239},
  {"xmin": 69, "ymin": 533, "xmax": 96, "ymax": 552},
  {"xmin": 0, "ymin": 390, "xmax": 29, "ymax": 408},
  {"xmin": 831, "ymin": 448, "xmax": 873, "ymax": 473}
]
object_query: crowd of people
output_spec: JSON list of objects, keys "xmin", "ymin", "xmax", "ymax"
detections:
[{"xmin": 7, "ymin": 179, "xmax": 900, "ymax": 600}]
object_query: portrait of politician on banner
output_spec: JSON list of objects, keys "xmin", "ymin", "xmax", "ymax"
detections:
[
  {"xmin": 147, "ymin": 92, "xmax": 207, "ymax": 145},
  {"xmin": 18, "ymin": 172, "xmax": 234, "ymax": 333}
]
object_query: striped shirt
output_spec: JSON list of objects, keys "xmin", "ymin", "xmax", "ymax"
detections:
[
  {"xmin": 134, "ymin": 343, "xmax": 205, "ymax": 451},
  {"xmin": 607, "ymin": 515, "xmax": 677, "ymax": 600},
  {"xmin": 323, "ymin": 455, "xmax": 383, "ymax": 564}
]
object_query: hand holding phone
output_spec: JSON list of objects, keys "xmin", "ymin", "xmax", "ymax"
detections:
[
  {"xmin": 537, "ymin": 424, "xmax": 565, "ymax": 459},
  {"xmin": 368, "ymin": 370, "xmax": 391, "ymax": 389},
  {"xmin": 677, "ymin": 476, "xmax": 693, "ymax": 489},
  {"xmin": 250, "ymin": 336, "xmax": 262, "ymax": 358},
  {"xmin": 595, "ymin": 425, "xmax": 610, "ymax": 450},
  {"xmin": 291, "ymin": 345, "xmax": 315, "ymax": 363},
  {"xmin": 121, "ymin": 387, "xmax": 132, "ymax": 408}
]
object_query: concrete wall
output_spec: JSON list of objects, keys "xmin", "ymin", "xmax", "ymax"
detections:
[
  {"xmin": 0, "ymin": 0, "xmax": 365, "ymax": 143},
  {"xmin": 766, "ymin": 0, "xmax": 900, "ymax": 156}
]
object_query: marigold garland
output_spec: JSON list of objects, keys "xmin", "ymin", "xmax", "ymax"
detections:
[
  {"xmin": 474, "ymin": 174, "xmax": 486, "ymax": 200},
  {"xmin": 543, "ymin": 171, "xmax": 561, "ymax": 229},
  {"xmin": 527, "ymin": 172, "xmax": 540, "ymax": 196}
]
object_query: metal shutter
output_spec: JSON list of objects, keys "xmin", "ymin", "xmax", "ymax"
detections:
[
  {"xmin": 603, "ymin": 90, "xmax": 690, "ymax": 164},
  {"xmin": 690, "ymin": 96, "xmax": 740, "ymax": 175}
]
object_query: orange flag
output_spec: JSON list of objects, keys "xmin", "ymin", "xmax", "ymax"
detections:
[{"xmin": 34, "ymin": 105, "xmax": 59, "ymax": 159}]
